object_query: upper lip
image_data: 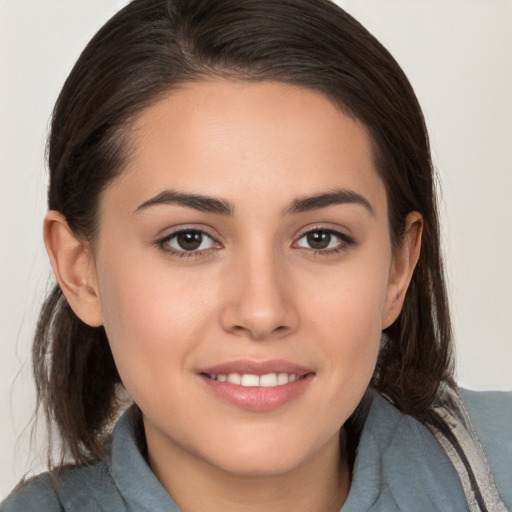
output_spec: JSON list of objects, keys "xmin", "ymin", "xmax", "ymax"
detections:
[{"xmin": 199, "ymin": 359, "xmax": 314, "ymax": 377}]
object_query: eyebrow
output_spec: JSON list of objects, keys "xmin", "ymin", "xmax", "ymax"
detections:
[
  {"xmin": 134, "ymin": 187, "xmax": 374, "ymax": 217},
  {"xmin": 134, "ymin": 190, "xmax": 234, "ymax": 216},
  {"xmin": 284, "ymin": 188, "xmax": 374, "ymax": 216}
]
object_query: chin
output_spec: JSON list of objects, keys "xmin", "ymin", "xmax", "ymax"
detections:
[
  {"xmin": 206, "ymin": 450, "xmax": 308, "ymax": 478},
  {"xmin": 195, "ymin": 429, "xmax": 333, "ymax": 478}
]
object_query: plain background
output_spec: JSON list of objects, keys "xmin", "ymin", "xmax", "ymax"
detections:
[{"xmin": 1, "ymin": 0, "xmax": 511, "ymax": 499}]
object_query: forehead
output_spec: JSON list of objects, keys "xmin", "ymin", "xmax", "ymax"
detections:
[{"xmin": 106, "ymin": 80, "xmax": 386, "ymax": 217}]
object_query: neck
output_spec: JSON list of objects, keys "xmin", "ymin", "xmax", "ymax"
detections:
[{"xmin": 145, "ymin": 425, "xmax": 350, "ymax": 512}]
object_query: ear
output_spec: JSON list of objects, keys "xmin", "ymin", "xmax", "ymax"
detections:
[
  {"xmin": 43, "ymin": 211, "xmax": 103, "ymax": 327},
  {"xmin": 382, "ymin": 211, "xmax": 423, "ymax": 329}
]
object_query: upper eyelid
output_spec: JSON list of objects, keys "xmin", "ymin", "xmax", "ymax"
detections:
[
  {"xmin": 158, "ymin": 226, "xmax": 218, "ymax": 242},
  {"xmin": 295, "ymin": 225, "xmax": 353, "ymax": 241},
  {"xmin": 157, "ymin": 229, "xmax": 220, "ymax": 258},
  {"xmin": 293, "ymin": 228, "xmax": 355, "ymax": 253},
  {"xmin": 156, "ymin": 225, "xmax": 353, "ymax": 249}
]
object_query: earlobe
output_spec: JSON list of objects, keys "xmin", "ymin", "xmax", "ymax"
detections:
[
  {"xmin": 382, "ymin": 211, "xmax": 423, "ymax": 329},
  {"xmin": 43, "ymin": 211, "xmax": 103, "ymax": 327}
]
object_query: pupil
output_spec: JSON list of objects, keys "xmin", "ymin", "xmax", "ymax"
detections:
[
  {"xmin": 177, "ymin": 232, "xmax": 202, "ymax": 251},
  {"xmin": 307, "ymin": 231, "xmax": 330, "ymax": 249}
]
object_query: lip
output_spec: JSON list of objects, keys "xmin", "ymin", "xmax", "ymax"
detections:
[
  {"xmin": 198, "ymin": 359, "xmax": 315, "ymax": 411},
  {"xmin": 200, "ymin": 359, "xmax": 312, "ymax": 377}
]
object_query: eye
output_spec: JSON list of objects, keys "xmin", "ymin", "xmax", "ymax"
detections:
[
  {"xmin": 295, "ymin": 229, "xmax": 351, "ymax": 251},
  {"xmin": 159, "ymin": 229, "xmax": 217, "ymax": 254}
]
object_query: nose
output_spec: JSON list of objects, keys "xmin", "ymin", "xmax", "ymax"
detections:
[{"xmin": 219, "ymin": 249, "xmax": 299, "ymax": 340}]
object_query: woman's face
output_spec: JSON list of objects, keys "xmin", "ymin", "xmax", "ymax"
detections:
[{"xmin": 89, "ymin": 80, "xmax": 417, "ymax": 478}]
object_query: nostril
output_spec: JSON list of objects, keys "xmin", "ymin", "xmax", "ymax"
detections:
[
  {"xmin": 220, "ymin": 294, "xmax": 299, "ymax": 340},
  {"xmin": 228, "ymin": 323, "xmax": 289, "ymax": 340}
]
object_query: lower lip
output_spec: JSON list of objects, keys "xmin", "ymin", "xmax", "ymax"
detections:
[{"xmin": 199, "ymin": 374, "xmax": 314, "ymax": 411}]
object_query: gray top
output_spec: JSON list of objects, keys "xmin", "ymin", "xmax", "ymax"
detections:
[{"xmin": 2, "ymin": 389, "xmax": 511, "ymax": 511}]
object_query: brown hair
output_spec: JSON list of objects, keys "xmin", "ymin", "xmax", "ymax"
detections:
[{"xmin": 34, "ymin": 0, "xmax": 453, "ymax": 466}]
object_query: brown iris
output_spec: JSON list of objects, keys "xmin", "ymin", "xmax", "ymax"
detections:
[
  {"xmin": 306, "ymin": 231, "xmax": 332, "ymax": 250},
  {"xmin": 176, "ymin": 231, "xmax": 203, "ymax": 251}
]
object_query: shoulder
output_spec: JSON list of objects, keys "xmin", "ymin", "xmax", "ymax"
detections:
[
  {"xmin": 0, "ymin": 460, "xmax": 125, "ymax": 512},
  {"xmin": 343, "ymin": 391, "xmax": 470, "ymax": 511},
  {"xmin": 0, "ymin": 473, "xmax": 62, "ymax": 512},
  {"xmin": 461, "ymin": 388, "xmax": 512, "ymax": 508}
]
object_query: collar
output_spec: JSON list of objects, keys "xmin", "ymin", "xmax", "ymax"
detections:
[{"xmin": 107, "ymin": 392, "xmax": 468, "ymax": 512}]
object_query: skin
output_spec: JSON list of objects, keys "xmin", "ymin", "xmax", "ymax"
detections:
[{"xmin": 44, "ymin": 80, "xmax": 422, "ymax": 512}]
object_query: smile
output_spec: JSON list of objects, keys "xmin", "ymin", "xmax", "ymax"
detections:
[
  {"xmin": 198, "ymin": 360, "xmax": 314, "ymax": 411},
  {"xmin": 205, "ymin": 372, "xmax": 300, "ymax": 387}
]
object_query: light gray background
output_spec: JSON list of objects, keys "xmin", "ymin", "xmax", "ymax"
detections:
[{"xmin": 1, "ymin": 0, "xmax": 511, "ymax": 499}]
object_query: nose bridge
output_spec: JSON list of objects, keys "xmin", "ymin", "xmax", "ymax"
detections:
[{"xmin": 220, "ymin": 238, "xmax": 298, "ymax": 339}]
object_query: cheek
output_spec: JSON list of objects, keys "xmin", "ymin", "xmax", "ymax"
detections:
[
  {"xmin": 302, "ymin": 253, "xmax": 390, "ymax": 336},
  {"xmin": 95, "ymin": 253, "xmax": 216, "ymax": 403},
  {"xmin": 298, "ymin": 253, "xmax": 390, "ymax": 386}
]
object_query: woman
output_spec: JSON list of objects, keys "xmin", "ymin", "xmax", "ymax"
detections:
[{"xmin": 1, "ymin": 0, "xmax": 510, "ymax": 510}]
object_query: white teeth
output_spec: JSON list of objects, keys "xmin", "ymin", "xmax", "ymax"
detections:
[
  {"xmin": 260, "ymin": 373, "xmax": 278, "ymax": 387},
  {"xmin": 227, "ymin": 373, "xmax": 241, "ymax": 385},
  {"xmin": 277, "ymin": 373, "xmax": 289, "ymax": 385},
  {"xmin": 241, "ymin": 374, "xmax": 260, "ymax": 387},
  {"xmin": 211, "ymin": 372, "xmax": 299, "ymax": 387}
]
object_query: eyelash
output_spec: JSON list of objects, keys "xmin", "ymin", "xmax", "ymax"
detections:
[
  {"xmin": 157, "ymin": 228, "xmax": 219, "ymax": 259},
  {"xmin": 156, "ymin": 227, "xmax": 354, "ymax": 259},
  {"xmin": 294, "ymin": 228, "xmax": 354, "ymax": 256}
]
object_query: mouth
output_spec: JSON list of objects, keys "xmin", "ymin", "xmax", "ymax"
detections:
[
  {"xmin": 198, "ymin": 360, "xmax": 315, "ymax": 411},
  {"xmin": 203, "ymin": 372, "xmax": 306, "ymax": 387}
]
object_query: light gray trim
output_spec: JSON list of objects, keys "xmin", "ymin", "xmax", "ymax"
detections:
[{"xmin": 429, "ymin": 385, "xmax": 507, "ymax": 512}]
